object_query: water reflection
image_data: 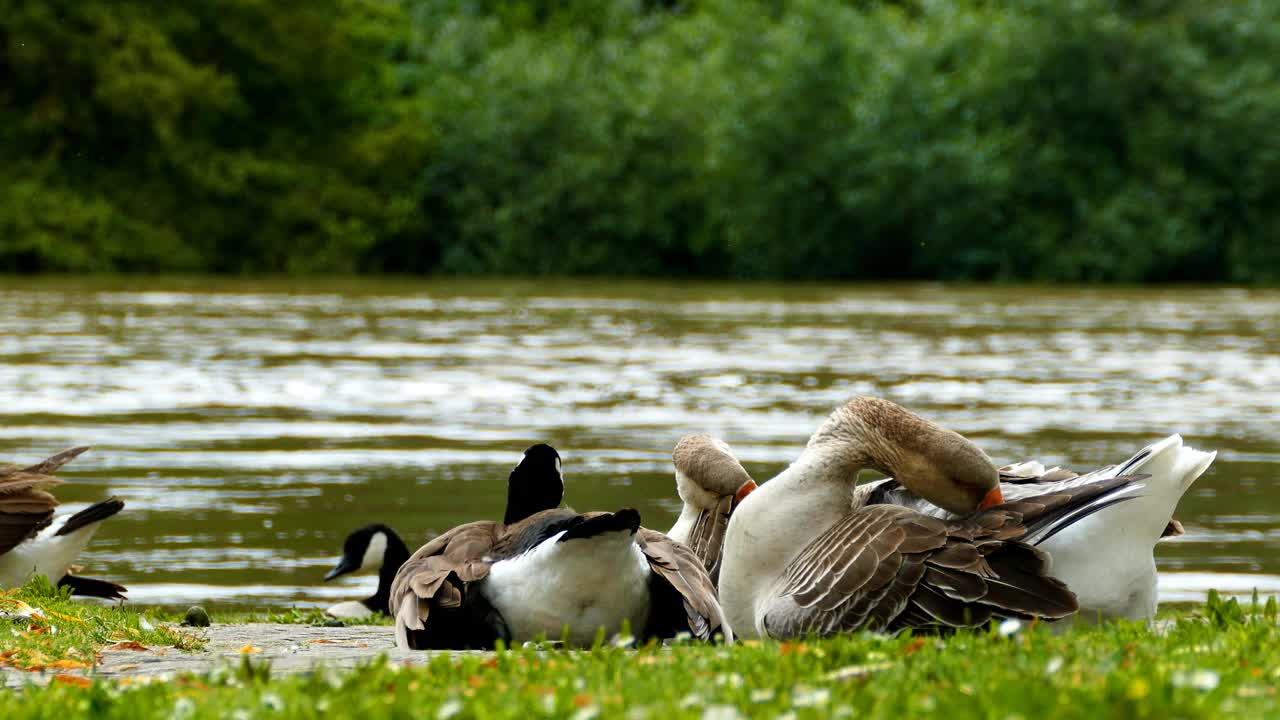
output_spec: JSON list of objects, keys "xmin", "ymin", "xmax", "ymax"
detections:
[{"xmin": 1, "ymin": 278, "xmax": 1276, "ymax": 608}]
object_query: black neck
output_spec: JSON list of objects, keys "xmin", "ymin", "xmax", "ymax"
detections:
[
  {"xmin": 504, "ymin": 475, "xmax": 563, "ymax": 525},
  {"xmin": 366, "ymin": 531, "xmax": 411, "ymax": 615}
]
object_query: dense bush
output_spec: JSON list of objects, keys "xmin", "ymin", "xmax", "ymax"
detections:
[{"xmin": 2, "ymin": 0, "xmax": 1278, "ymax": 282}]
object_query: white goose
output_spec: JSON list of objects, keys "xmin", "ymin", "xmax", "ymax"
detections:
[
  {"xmin": 665, "ymin": 433, "xmax": 757, "ymax": 583},
  {"xmin": 866, "ymin": 432, "xmax": 1215, "ymax": 621},
  {"xmin": 717, "ymin": 396, "xmax": 1202, "ymax": 638}
]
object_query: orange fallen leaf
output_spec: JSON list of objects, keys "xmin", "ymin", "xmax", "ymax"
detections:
[
  {"xmin": 53, "ymin": 675, "xmax": 92, "ymax": 689},
  {"xmin": 105, "ymin": 641, "xmax": 150, "ymax": 652},
  {"xmin": 47, "ymin": 659, "xmax": 91, "ymax": 670},
  {"xmin": 238, "ymin": 644, "xmax": 262, "ymax": 654},
  {"xmin": 573, "ymin": 694, "xmax": 595, "ymax": 708},
  {"xmin": 902, "ymin": 638, "xmax": 927, "ymax": 656}
]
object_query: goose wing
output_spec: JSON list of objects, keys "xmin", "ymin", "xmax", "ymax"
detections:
[
  {"xmin": 390, "ymin": 520, "xmax": 505, "ymax": 650},
  {"xmin": 761, "ymin": 503, "xmax": 1078, "ymax": 638},
  {"xmin": 637, "ymin": 527, "xmax": 732, "ymax": 643},
  {"xmin": 0, "ymin": 449, "xmax": 84, "ymax": 555}
]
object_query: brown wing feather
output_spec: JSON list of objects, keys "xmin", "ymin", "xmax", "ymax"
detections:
[
  {"xmin": 763, "ymin": 504, "xmax": 1078, "ymax": 638},
  {"xmin": 390, "ymin": 521, "xmax": 504, "ymax": 650},
  {"xmin": 0, "ymin": 450, "xmax": 79, "ymax": 555},
  {"xmin": 636, "ymin": 528, "xmax": 732, "ymax": 643}
]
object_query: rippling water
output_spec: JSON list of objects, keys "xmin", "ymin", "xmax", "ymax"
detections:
[{"xmin": 1, "ymin": 277, "xmax": 1276, "ymax": 609}]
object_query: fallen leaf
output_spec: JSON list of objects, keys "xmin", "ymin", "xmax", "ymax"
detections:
[
  {"xmin": 901, "ymin": 638, "xmax": 927, "ymax": 656},
  {"xmin": 44, "ymin": 609, "xmax": 86, "ymax": 625},
  {"xmin": 105, "ymin": 641, "xmax": 150, "ymax": 652},
  {"xmin": 53, "ymin": 675, "xmax": 92, "ymax": 689},
  {"xmin": 47, "ymin": 659, "xmax": 90, "ymax": 670},
  {"xmin": 238, "ymin": 644, "xmax": 262, "ymax": 654}
]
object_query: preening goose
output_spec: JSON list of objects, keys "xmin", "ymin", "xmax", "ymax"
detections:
[
  {"xmin": 863, "ymin": 433, "xmax": 1215, "ymax": 620},
  {"xmin": 323, "ymin": 443, "xmax": 564, "ymax": 618},
  {"xmin": 390, "ymin": 448, "xmax": 730, "ymax": 649},
  {"xmin": 666, "ymin": 434, "xmax": 758, "ymax": 583},
  {"xmin": 719, "ymin": 396, "xmax": 1096, "ymax": 639},
  {"xmin": 0, "ymin": 447, "xmax": 127, "ymax": 600}
]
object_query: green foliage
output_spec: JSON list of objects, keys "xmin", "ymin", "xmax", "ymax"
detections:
[{"xmin": 3, "ymin": 0, "xmax": 1279, "ymax": 281}]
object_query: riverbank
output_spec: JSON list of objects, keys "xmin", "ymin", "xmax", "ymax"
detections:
[{"xmin": 3, "ymin": 583, "xmax": 1278, "ymax": 718}]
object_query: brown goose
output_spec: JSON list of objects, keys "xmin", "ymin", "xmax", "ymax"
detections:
[
  {"xmin": 718, "ymin": 396, "xmax": 1110, "ymax": 638},
  {"xmin": 0, "ymin": 447, "xmax": 127, "ymax": 599},
  {"xmin": 665, "ymin": 434, "xmax": 758, "ymax": 583},
  {"xmin": 390, "ymin": 452, "xmax": 729, "ymax": 649}
]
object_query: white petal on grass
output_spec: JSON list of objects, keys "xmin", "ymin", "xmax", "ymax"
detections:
[
  {"xmin": 437, "ymin": 698, "xmax": 464, "ymax": 720},
  {"xmin": 716, "ymin": 673, "xmax": 744, "ymax": 688},
  {"xmin": 822, "ymin": 662, "xmax": 892, "ymax": 681},
  {"xmin": 679, "ymin": 693, "xmax": 706, "ymax": 709},
  {"xmin": 997, "ymin": 619, "xmax": 1024, "ymax": 637},
  {"xmin": 702, "ymin": 705, "xmax": 744, "ymax": 720},
  {"xmin": 1045, "ymin": 657, "xmax": 1065, "ymax": 675},
  {"xmin": 570, "ymin": 707, "xmax": 600, "ymax": 720},
  {"xmin": 1171, "ymin": 670, "xmax": 1220, "ymax": 691},
  {"xmin": 790, "ymin": 687, "xmax": 830, "ymax": 708},
  {"xmin": 750, "ymin": 689, "xmax": 776, "ymax": 704}
]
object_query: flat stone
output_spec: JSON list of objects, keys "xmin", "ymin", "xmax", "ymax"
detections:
[{"xmin": 3, "ymin": 623, "xmax": 490, "ymax": 689}]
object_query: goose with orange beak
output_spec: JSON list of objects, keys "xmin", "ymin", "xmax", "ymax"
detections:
[{"xmin": 716, "ymin": 396, "xmax": 1097, "ymax": 639}]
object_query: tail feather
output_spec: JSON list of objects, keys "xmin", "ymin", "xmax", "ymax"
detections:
[
  {"xmin": 58, "ymin": 574, "xmax": 127, "ymax": 601},
  {"xmin": 56, "ymin": 498, "xmax": 124, "ymax": 536}
]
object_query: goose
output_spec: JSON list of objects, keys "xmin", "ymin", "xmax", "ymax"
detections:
[
  {"xmin": 666, "ymin": 433, "xmax": 758, "ymax": 583},
  {"xmin": 322, "ymin": 443, "xmax": 565, "ymax": 619},
  {"xmin": 389, "ymin": 450, "xmax": 730, "ymax": 649},
  {"xmin": 323, "ymin": 524, "xmax": 412, "ymax": 619},
  {"xmin": 863, "ymin": 433, "xmax": 1215, "ymax": 621},
  {"xmin": 0, "ymin": 446, "xmax": 128, "ymax": 600},
  {"xmin": 718, "ymin": 396, "xmax": 1143, "ymax": 639}
]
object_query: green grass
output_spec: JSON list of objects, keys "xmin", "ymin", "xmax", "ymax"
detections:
[
  {"xmin": 0, "ymin": 578, "xmax": 204, "ymax": 673},
  {"xmin": 3, "ymin": 587, "xmax": 1278, "ymax": 718}
]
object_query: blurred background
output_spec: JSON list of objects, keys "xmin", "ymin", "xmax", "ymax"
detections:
[{"xmin": 0, "ymin": 1, "xmax": 1277, "ymax": 609}]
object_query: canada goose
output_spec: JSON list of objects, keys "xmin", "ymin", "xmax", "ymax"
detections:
[
  {"xmin": 863, "ymin": 433, "xmax": 1215, "ymax": 620},
  {"xmin": 0, "ymin": 446, "xmax": 127, "ymax": 600},
  {"xmin": 323, "ymin": 443, "xmax": 565, "ymax": 618},
  {"xmin": 718, "ymin": 396, "xmax": 1131, "ymax": 638},
  {"xmin": 390, "ymin": 450, "xmax": 730, "ymax": 649},
  {"xmin": 323, "ymin": 524, "xmax": 412, "ymax": 619},
  {"xmin": 666, "ymin": 434, "xmax": 757, "ymax": 583}
]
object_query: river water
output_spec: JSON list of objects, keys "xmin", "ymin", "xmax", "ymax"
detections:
[{"xmin": 1, "ymin": 277, "xmax": 1276, "ymax": 610}]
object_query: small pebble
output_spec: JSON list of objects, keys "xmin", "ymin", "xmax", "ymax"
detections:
[{"xmin": 182, "ymin": 606, "xmax": 211, "ymax": 627}]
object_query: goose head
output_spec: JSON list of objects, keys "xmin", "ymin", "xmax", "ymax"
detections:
[
  {"xmin": 325, "ymin": 524, "xmax": 408, "ymax": 582},
  {"xmin": 672, "ymin": 433, "xmax": 758, "ymax": 511},
  {"xmin": 806, "ymin": 396, "xmax": 1001, "ymax": 515},
  {"xmin": 504, "ymin": 443, "xmax": 565, "ymax": 525}
]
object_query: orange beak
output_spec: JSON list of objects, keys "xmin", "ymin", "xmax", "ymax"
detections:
[
  {"xmin": 734, "ymin": 480, "xmax": 758, "ymax": 506},
  {"xmin": 979, "ymin": 486, "xmax": 1005, "ymax": 510}
]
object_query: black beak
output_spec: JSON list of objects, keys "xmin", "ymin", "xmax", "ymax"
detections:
[{"xmin": 324, "ymin": 556, "xmax": 359, "ymax": 582}]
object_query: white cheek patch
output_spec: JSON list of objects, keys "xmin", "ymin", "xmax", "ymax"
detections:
[{"xmin": 360, "ymin": 532, "xmax": 388, "ymax": 572}]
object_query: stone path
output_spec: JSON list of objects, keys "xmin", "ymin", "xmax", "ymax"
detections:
[{"xmin": 4, "ymin": 624, "xmax": 487, "ymax": 689}]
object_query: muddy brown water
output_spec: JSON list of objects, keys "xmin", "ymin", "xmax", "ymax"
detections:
[{"xmin": 1, "ymin": 277, "xmax": 1276, "ymax": 610}]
